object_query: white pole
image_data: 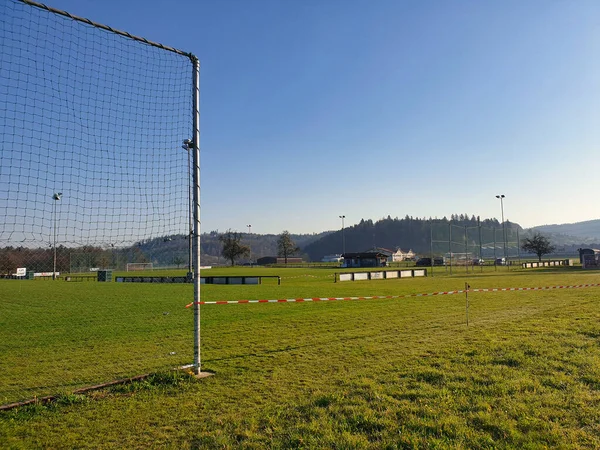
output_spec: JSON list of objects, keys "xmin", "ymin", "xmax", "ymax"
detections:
[
  {"xmin": 496, "ymin": 194, "xmax": 507, "ymax": 268},
  {"xmin": 191, "ymin": 56, "xmax": 202, "ymax": 376},
  {"xmin": 52, "ymin": 192, "xmax": 62, "ymax": 280},
  {"xmin": 53, "ymin": 199, "xmax": 57, "ymax": 280}
]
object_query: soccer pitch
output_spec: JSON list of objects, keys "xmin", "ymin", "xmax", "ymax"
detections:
[{"xmin": 2, "ymin": 267, "xmax": 600, "ymax": 448}]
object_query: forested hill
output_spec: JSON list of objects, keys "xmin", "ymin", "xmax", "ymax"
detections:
[
  {"xmin": 135, "ymin": 216, "xmax": 528, "ymax": 265},
  {"xmin": 136, "ymin": 231, "xmax": 333, "ymax": 266},
  {"xmin": 200, "ymin": 230, "xmax": 332, "ymax": 262},
  {"xmin": 531, "ymin": 219, "xmax": 600, "ymax": 243},
  {"xmin": 302, "ymin": 215, "xmax": 508, "ymax": 261}
]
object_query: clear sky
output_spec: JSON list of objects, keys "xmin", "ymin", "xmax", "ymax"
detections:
[{"xmin": 16, "ymin": 0, "xmax": 600, "ymax": 235}]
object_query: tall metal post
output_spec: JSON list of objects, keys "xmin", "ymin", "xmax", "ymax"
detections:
[
  {"xmin": 53, "ymin": 199, "xmax": 57, "ymax": 279},
  {"xmin": 465, "ymin": 282, "xmax": 469, "ymax": 326},
  {"xmin": 52, "ymin": 192, "xmax": 62, "ymax": 280},
  {"xmin": 187, "ymin": 146, "xmax": 193, "ymax": 275},
  {"xmin": 464, "ymin": 225, "xmax": 468, "ymax": 274},
  {"xmin": 517, "ymin": 227, "xmax": 521, "ymax": 266},
  {"xmin": 493, "ymin": 226, "xmax": 497, "ymax": 271},
  {"xmin": 247, "ymin": 224, "xmax": 252, "ymax": 263},
  {"xmin": 191, "ymin": 56, "xmax": 202, "ymax": 376},
  {"xmin": 339, "ymin": 215, "xmax": 346, "ymax": 256},
  {"xmin": 449, "ymin": 222, "xmax": 452, "ymax": 275},
  {"xmin": 430, "ymin": 222, "xmax": 434, "ymax": 277},
  {"xmin": 496, "ymin": 194, "xmax": 507, "ymax": 268},
  {"xmin": 478, "ymin": 217, "xmax": 483, "ymax": 273}
]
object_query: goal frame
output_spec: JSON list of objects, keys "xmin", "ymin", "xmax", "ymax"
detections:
[{"xmin": 126, "ymin": 262, "xmax": 154, "ymax": 272}]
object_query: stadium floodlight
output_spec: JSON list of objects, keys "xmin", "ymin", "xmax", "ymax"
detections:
[{"xmin": 52, "ymin": 192, "xmax": 63, "ymax": 280}]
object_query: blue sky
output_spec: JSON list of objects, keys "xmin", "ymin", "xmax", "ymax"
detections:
[{"xmin": 9, "ymin": 0, "xmax": 600, "ymax": 235}]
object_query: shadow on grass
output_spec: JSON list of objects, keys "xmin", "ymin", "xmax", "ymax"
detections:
[{"xmin": 0, "ymin": 370, "xmax": 199, "ymax": 419}]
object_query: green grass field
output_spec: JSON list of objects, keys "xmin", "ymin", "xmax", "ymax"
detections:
[{"xmin": 2, "ymin": 266, "xmax": 600, "ymax": 448}]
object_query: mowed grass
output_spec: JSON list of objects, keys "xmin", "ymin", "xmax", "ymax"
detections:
[{"xmin": 1, "ymin": 266, "xmax": 600, "ymax": 448}]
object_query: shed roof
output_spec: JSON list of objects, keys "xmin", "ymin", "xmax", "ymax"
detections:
[{"xmin": 342, "ymin": 252, "xmax": 388, "ymax": 258}]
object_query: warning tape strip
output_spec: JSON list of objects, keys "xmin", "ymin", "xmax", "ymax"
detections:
[{"xmin": 184, "ymin": 283, "xmax": 600, "ymax": 307}]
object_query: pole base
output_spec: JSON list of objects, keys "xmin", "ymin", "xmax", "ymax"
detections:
[{"xmin": 194, "ymin": 371, "xmax": 214, "ymax": 379}]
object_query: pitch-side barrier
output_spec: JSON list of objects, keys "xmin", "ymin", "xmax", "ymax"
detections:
[{"xmin": 185, "ymin": 283, "xmax": 600, "ymax": 307}]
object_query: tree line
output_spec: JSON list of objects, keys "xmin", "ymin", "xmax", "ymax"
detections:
[
  {"xmin": 302, "ymin": 215, "xmax": 509, "ymax": 261},
  {"xmin": 0, "ymin": 216, "xmax": 568, "ymax": 274}
]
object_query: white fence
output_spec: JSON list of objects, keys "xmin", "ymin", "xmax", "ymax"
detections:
[
  {"xmin": 337, "ymin": 269, "xmax": 427, "ymax": 282},
  {"xmin": 521, "ymin": 259, "xmax": 573, "ymax": 269}
]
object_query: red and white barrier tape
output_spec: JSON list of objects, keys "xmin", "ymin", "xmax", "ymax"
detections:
[{"xmin": 184, "ymin": 283, "xmax": 600, "ymax": 307}]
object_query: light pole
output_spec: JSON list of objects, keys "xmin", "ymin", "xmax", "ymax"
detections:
[
  {"xmin": 52, "ymin": 192, "xmax": 62, "ymax": 280},
  {"xmin": 339, "ymin": 215, "xmax": 346, "ymax": 256},
  {"xmin": 496, "ymin": 194, "xmax": 507, "ymax": 265},
  {"xmin": 247, "ymin": 224, "xmax": 252, "ymax": 264}
]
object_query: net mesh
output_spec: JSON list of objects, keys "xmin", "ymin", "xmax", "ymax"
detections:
[
  {"xmin": 0, "ymin": 0, "xmax": 192, "ymax": 254},
  {"xmin": 430, "ymin": 220, "xmax": 521, "ymax": 270},
  {"xmin": 0, "ymin": 0, "xmax": 194, "ymax": 406}
]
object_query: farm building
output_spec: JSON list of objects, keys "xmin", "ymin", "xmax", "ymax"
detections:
[
  {"xmin": 578, "ymin": 248, "xmax": 600, "ymax": 264},
  {"xmin": 363, "ymin": 247, "xmax": 416, "ymax": 263},
  {"xmin": 341, "ymin": 252, "xmax": 388, "ymax": 268},
  {"xmin": 579, "ymin": 248, "xmax": 600, "ymax": 269}
]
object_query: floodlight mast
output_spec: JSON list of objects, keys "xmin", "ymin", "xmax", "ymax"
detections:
[
  {"xmin": 247, "ymin": 224, "xmax": 252, "ymax": 263},
  {"xmin": 339, "ymin": 215, "xmax": 346, "ymax": 256},
  {"xmin": 496, "ymin": 194, "xmax": 507, "ymax": 267}
]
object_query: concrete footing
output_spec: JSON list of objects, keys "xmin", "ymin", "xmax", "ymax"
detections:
[{"xmin": 194, "ymin": 372, "xmax": 214, "ymax": 379}]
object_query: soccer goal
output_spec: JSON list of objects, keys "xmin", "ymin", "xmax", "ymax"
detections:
[
  {"xmin": 126, "ymin": 262, "xmax": 154, "ymax": 272},
  {"xmin": 0, "ymin": 0, "xmax": 206, "ymax": 406}
]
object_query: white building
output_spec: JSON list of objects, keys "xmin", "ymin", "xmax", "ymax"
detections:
[
  {"xmin": 391, "ymin": 248, "xmax": 416, "ymax": 262},
  {"xmin": 364, "ymin": 247, "xmax": 416, "ymax": 263}
]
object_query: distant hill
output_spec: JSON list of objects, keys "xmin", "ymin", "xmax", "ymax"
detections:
[
  {"xmin": 116, "ymin": 217, "xmax": 600, "ymax": 266},
  {"xmin": 135, "ymin": 230, "xmax": 334, "ymax": 266},
  {"xmin": 530, "ymin": 220, "xmax": 600, "ymax": 243},
  {"xmin": 199, "ymin": 230, "xmax": 333, "ymax": 263}
]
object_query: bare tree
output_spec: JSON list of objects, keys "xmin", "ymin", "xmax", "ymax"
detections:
[
  {"xmin": 277, "ymin": 230, "xmax": 300, "ymax": 264},
  {"xmin": 521, "ymin": 232, "xmax": 556, "ymax": 262},
  {"xmin": 173, "ymin": 256, "xmax": 185, "ymax": 269},
  {"xmin": 219, "ymin": 229, "xmax": 250, "ymax": 266}
]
